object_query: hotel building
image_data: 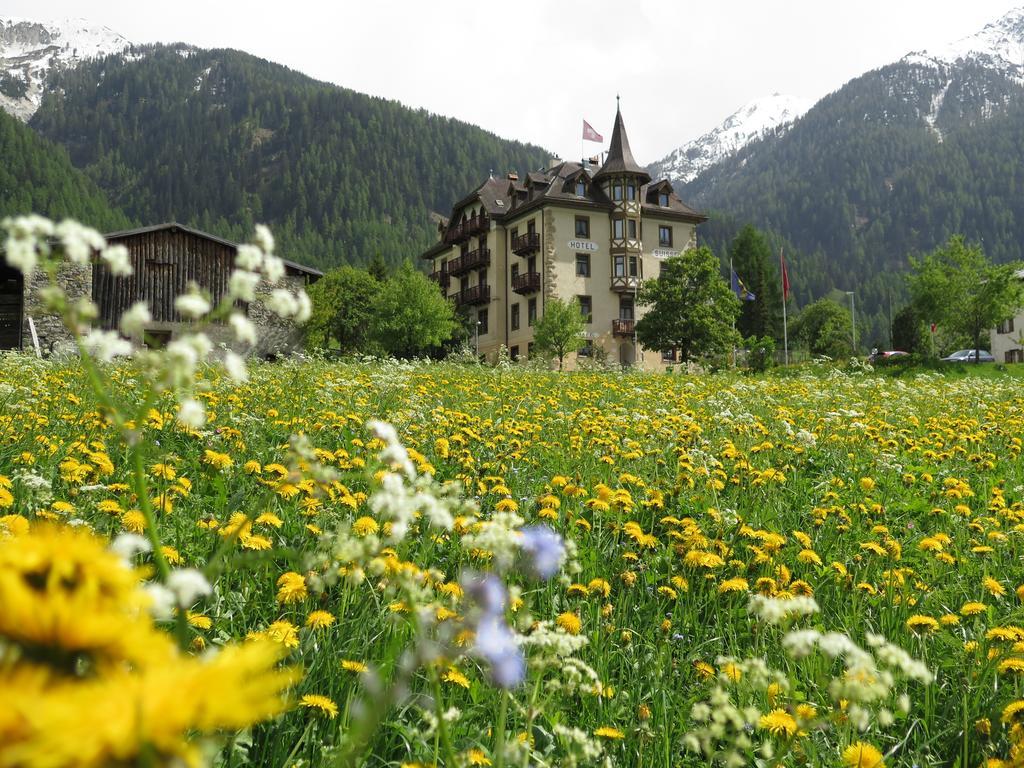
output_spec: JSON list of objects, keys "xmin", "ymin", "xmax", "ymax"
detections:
[{"xmin": 420, "ymin": 106, "xmax": 707, "ymax": 369}]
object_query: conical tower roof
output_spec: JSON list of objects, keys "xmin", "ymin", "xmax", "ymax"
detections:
[{"xmin": 594, "ymin": 103, "xmax": 651, "ymax": 184}]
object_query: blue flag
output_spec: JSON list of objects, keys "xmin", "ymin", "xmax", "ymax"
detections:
[{"xmin": 731, "ymin": 270, "xmax": 756, "ymax": 301}]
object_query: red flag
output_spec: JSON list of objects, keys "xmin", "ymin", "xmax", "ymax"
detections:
[
  {"xmin": 780, "ymin": 250, "xmax": 791, "ymax": 301},
  {"xmin": 582, "ymin": 120, "xmax": 603, "ymax": 143}
]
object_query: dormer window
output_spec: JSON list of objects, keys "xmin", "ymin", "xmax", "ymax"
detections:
[
  {"xmin": 575, "ymin": 180, "xmax": 586, "ymax": 197},
  {"xmin": 659, "ymin": 192, "xmax": 669, "ymax": 207}
]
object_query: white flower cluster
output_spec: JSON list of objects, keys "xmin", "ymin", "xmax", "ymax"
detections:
[
  {"xmin": 459, "ymin": 510, "xmax": 524, "ymax": 572},
  {"xmin": 782, "ymin": 627, "xmax": 930, "ymax": 731},
  {"xmin": 552, "ymin": 724, "xmax": 604, "ymax": 768},
  {"xmin": 683, "ymin": 684, "xmax": 766, "ymax": 768},
  {"xmin": 145, "ymin": 567, "xmax": 213, "ymax": 619},
  {"xmin": 747, "ymin": 594, "xmax": 820, "ymax": 625},
  {"xmin": 517, "ymin": 620, "xmax": 590, "ymax": 658}
]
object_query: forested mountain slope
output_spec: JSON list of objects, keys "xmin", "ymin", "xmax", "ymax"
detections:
[
  {"xmin": 31, "ymin": 45, "xmax": 549, "ymax": 269},
  {"xmin": 0, "ymin": 106, "xmax": 128, "ymax": 229}
]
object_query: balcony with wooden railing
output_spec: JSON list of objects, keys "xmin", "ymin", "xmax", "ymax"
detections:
[
  {"xmin": 512, "ymin": 231, "xmax": 541, "ymax": 255},
  {"xmin": 612, "ymin": 318, "xmax": 635, "ymax": 337},
  {"xmin": 443, "ymin": 223, "xmax": 464, "ymax": 245},
  {"xmin": 447, "ymin": 248, "xmax": 491, "ymax": 277},
  {"xmin": 457, "ymin": 284, "xmax": 490, "ymax": 306},
  {"xmin": 465, "ymin": 213, "xmax": 490, "ymax": 236},
  {"xmin": 429, "ymin": 268, "xmax": 449, "ymax": 290},
  {"xmin": 511, "ymin": 271, "xmax": 541, "ymax": 295}
]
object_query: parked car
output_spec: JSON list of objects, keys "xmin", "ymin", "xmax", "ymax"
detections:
[
  {"xmin": 941, "ymin": 349, "xmax": 995, "ymax": 363},
  {"xmin": 867, "ymin": 350, "xmax": 910, "ymax": 364}
]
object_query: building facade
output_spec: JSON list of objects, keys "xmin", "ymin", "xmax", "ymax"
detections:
[
  {"xmin": 2, "ymin": 223, "xmax": 321, "ymax": 356},
  {"xmin": 420, "ymin": 106, "xmax": 707, "ymax": 370},
  {"xmin": 991, "ymin": 272, "xmax": 1024, "ymax": 363}
]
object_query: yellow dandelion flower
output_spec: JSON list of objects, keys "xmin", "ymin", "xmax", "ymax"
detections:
[
  {"xmin": 306, "ymin": 610, "xmax": 335, "ymax": 629},
  {"xmin": 594, "ymin": 726, "xmax": 625, "ymax": 739},
  {"xmin": 264, "ymin": 620, "xmax": 300, "ymax": 649},
  {"xmin": 352, "ymin": 516, "xmax": 379, "ymax": 536},
  {"xmin": 186, "ymin": 611, "xmax": 212, "ymax": 630},
  {"xmin": 984, "ymin": 577, "xmax": 1007, "ymax": 598},
  {"xmin": 342, "ymin": 659, "xmax": 368, "ymax": 673},
  {"xmin": 300, "ymin": 694, "xmax": 338, "ymax": 718},
  {"xmin": 443, "ymin": 668, "xmax": 470, "ymax": 689},
  {"xmin": 961, "ymin": 602, "xmax": 987, "ymax": 616},
  {"xmin": 759, "ymin": 708, "xmax": 798, "ymax": 737},
  {"xmin": 905, "ymin": 615, "xmax": 939, "ymax": 634},
  {"xmin": 556, "ymin": 612, "xmax": 582, "ymax": 635},
  {"xmin": 465, "ymin": 748, "xmax": 492, "ymax": 766},
  {"xmin": 276, "ymin": 572, "xmax": 308, "ymax": 604},
  {"xmin": 841, "ymin": 742, "xmax": 885, "ymax": 768},
  {"xmin": 718, "ymin": 577, "xmax": 749, "ymax": 594}
]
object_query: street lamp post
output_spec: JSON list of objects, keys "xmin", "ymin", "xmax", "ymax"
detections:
[
  {"xmin": 845, "ymin": 291, "xmax": 856, "ymax": 354},
  {"xmin": 475, "ymin": 320, "xmax": 481, "ymax": 358}
]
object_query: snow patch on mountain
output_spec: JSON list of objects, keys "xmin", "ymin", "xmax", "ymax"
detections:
[
  {"xmin": 0, "ymin": 16, "xmax": 130, "ymax": 120},
  {"xmin": 649, "ymin": 93, "xmax": 814, "ymax": 184},
  {"xmin": 904, "ymin": 6, "xmax": 1024, "ymax": 75}
]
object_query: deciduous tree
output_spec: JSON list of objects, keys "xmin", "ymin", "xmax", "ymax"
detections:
[
  {"xmin": 635, "ymin": 247, "xmax": 741, "ymax": 363},
  {"xmin": 793, "ymin": 299, "xmax": 852, "ymax": 359},
  {"xmin": 908, "ymin": 235, "xmax": 1024, "ymax": 360},
  {"xmin": 305, "ymin": 266, "xmax": 381, "ymax": 351},
  {"xmin": 532, "ymin": 297, "xmax": 586, "ymax": 370},
  {"xmin": 367, "ymin": 262, "xmax": 458, "ymax": 358}
]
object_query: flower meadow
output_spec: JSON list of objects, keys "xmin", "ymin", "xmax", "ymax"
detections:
[
  {"xmin": 3, "ymin": 357, "xmax": 1024, "ymax": 768},
  {"xmin": 3, "ymin": 219, "xmax": 1024, "ymax": 768}
]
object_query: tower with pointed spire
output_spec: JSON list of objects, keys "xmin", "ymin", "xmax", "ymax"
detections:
[
  {"xmin": 419, "ymin": 102, "xmax": 707, "ymax": 370},
  {"xmin": 593, "ymin": 104, "xmax": 651, "ymax": 322}
]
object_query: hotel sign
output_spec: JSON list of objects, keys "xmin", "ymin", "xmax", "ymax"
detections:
[
  {"xmin": 568, "ymin": 239, "xmax": 599, "ymax": 252},
  {"xmin": 652, "ymin": 248, "xmax": 679, "ymax": 259}
]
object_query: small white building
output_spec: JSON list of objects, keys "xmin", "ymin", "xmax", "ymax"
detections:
[{"xmin": 990, "ymin": 270, "xmax": 1024, "ymax": 363}]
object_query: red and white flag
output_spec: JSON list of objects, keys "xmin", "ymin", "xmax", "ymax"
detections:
[
  {"xmin": 582, "ymin": 120, "xmax": 603, "ymax": 142},
  {"xmin": 780, "ymin": 249, "xmax": 791, "ymax": 301}
]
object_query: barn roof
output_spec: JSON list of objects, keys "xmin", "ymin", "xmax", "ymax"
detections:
[{"xmin": 104, "ymin": 222, "xmax": 324, "ymax": 278}]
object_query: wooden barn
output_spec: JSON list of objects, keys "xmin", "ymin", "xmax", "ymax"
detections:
[{"xmin": 3, "ymin": 222, "xmax": 322, "ymax": 356}]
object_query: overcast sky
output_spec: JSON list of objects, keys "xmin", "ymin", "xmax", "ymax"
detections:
[{"xmin": 8, "ymin": 0, "xmax": 1022, "ymax": 162}]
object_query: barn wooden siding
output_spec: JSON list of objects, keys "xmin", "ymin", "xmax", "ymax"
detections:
[{"xmin": 94, "ymin": 229, "xmax": 235, "ymax": 329}]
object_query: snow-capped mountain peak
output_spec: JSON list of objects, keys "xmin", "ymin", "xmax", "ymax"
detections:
[
  {"xmin": 904, "ymin": 6, "xmax": 1024, "ymax": 74},
  {"xmin": 649, "ymin": 93, "xmax": 813, "ymax": 184},
  {"xmin": 1, "ymin": 16, "xmax": 131, "ymax": 120}
]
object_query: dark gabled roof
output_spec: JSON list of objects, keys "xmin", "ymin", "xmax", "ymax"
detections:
[
  {"xmin": 103, "ymin": 222, "xmax": 323, "ymax": 277},
  {"xmin": 594, "ymin": 106, "xmax": 651, "ymax": 185},
  {"xmin": 640, "ymin": 182, "xmax": 706, "ymax": 222},
  {"xmin": 451, "ymin": 176, "xmax": 513, "ymax": 218}
]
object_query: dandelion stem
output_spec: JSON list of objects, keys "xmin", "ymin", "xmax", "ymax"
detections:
[
  {"xmin": 495, "ymin": 690, "xmax": 508, "ymax": 768},
  {"xmin": 431, "ymin": 670, "xmax": 457, "ymax": 767}
]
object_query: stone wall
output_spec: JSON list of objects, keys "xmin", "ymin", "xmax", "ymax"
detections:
[
  {"xmin": 20, "ymin": 264, "xmax": 309, "ymax": 359},
  {"xmin": 22, "ymin": 263, "xmax": 92, "ymax": 355},
  {"xmin": 248, "ymin": 274, "xmax": 307, "ymax": 358}
]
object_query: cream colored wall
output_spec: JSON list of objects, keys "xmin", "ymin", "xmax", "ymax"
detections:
[
  {"xmin": 990, "ymin": 308, "xmax": 1024, "ymax": 362},
  {"xmin": 501, "ymin": 209, "xmax": 542, "ymax": 360},
  {"xmin": 432, "ymin": 201, "xmax": 700, "ymax": 370}
]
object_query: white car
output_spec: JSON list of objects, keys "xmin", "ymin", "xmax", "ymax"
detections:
[{"xmin": 941, "ymin": 349, "xmax": 995, "ymax": 363}]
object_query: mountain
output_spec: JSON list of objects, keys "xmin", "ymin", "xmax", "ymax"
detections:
[
  {"xmin": 0, "ymin": 106, "xmax": 128, "ymax": 229},
  {"xmin": 649, "ymin": 93, "xmax": 813, "ymax": 184},
  {"xmin": 0, "ymin": 16, "xmax": 130, "ymax": 121},
  {"xmin": 683, "ymin": 7, "xmax": 1024, "ymax": 346},
  {"xmin": 28, "ymin": 44, "xmax": 550, "ymax": 270}
]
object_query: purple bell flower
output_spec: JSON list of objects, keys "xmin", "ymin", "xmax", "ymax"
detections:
[{"xmin": 518, "ymin": 525, "xmax": 565, "ymax": 580}]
